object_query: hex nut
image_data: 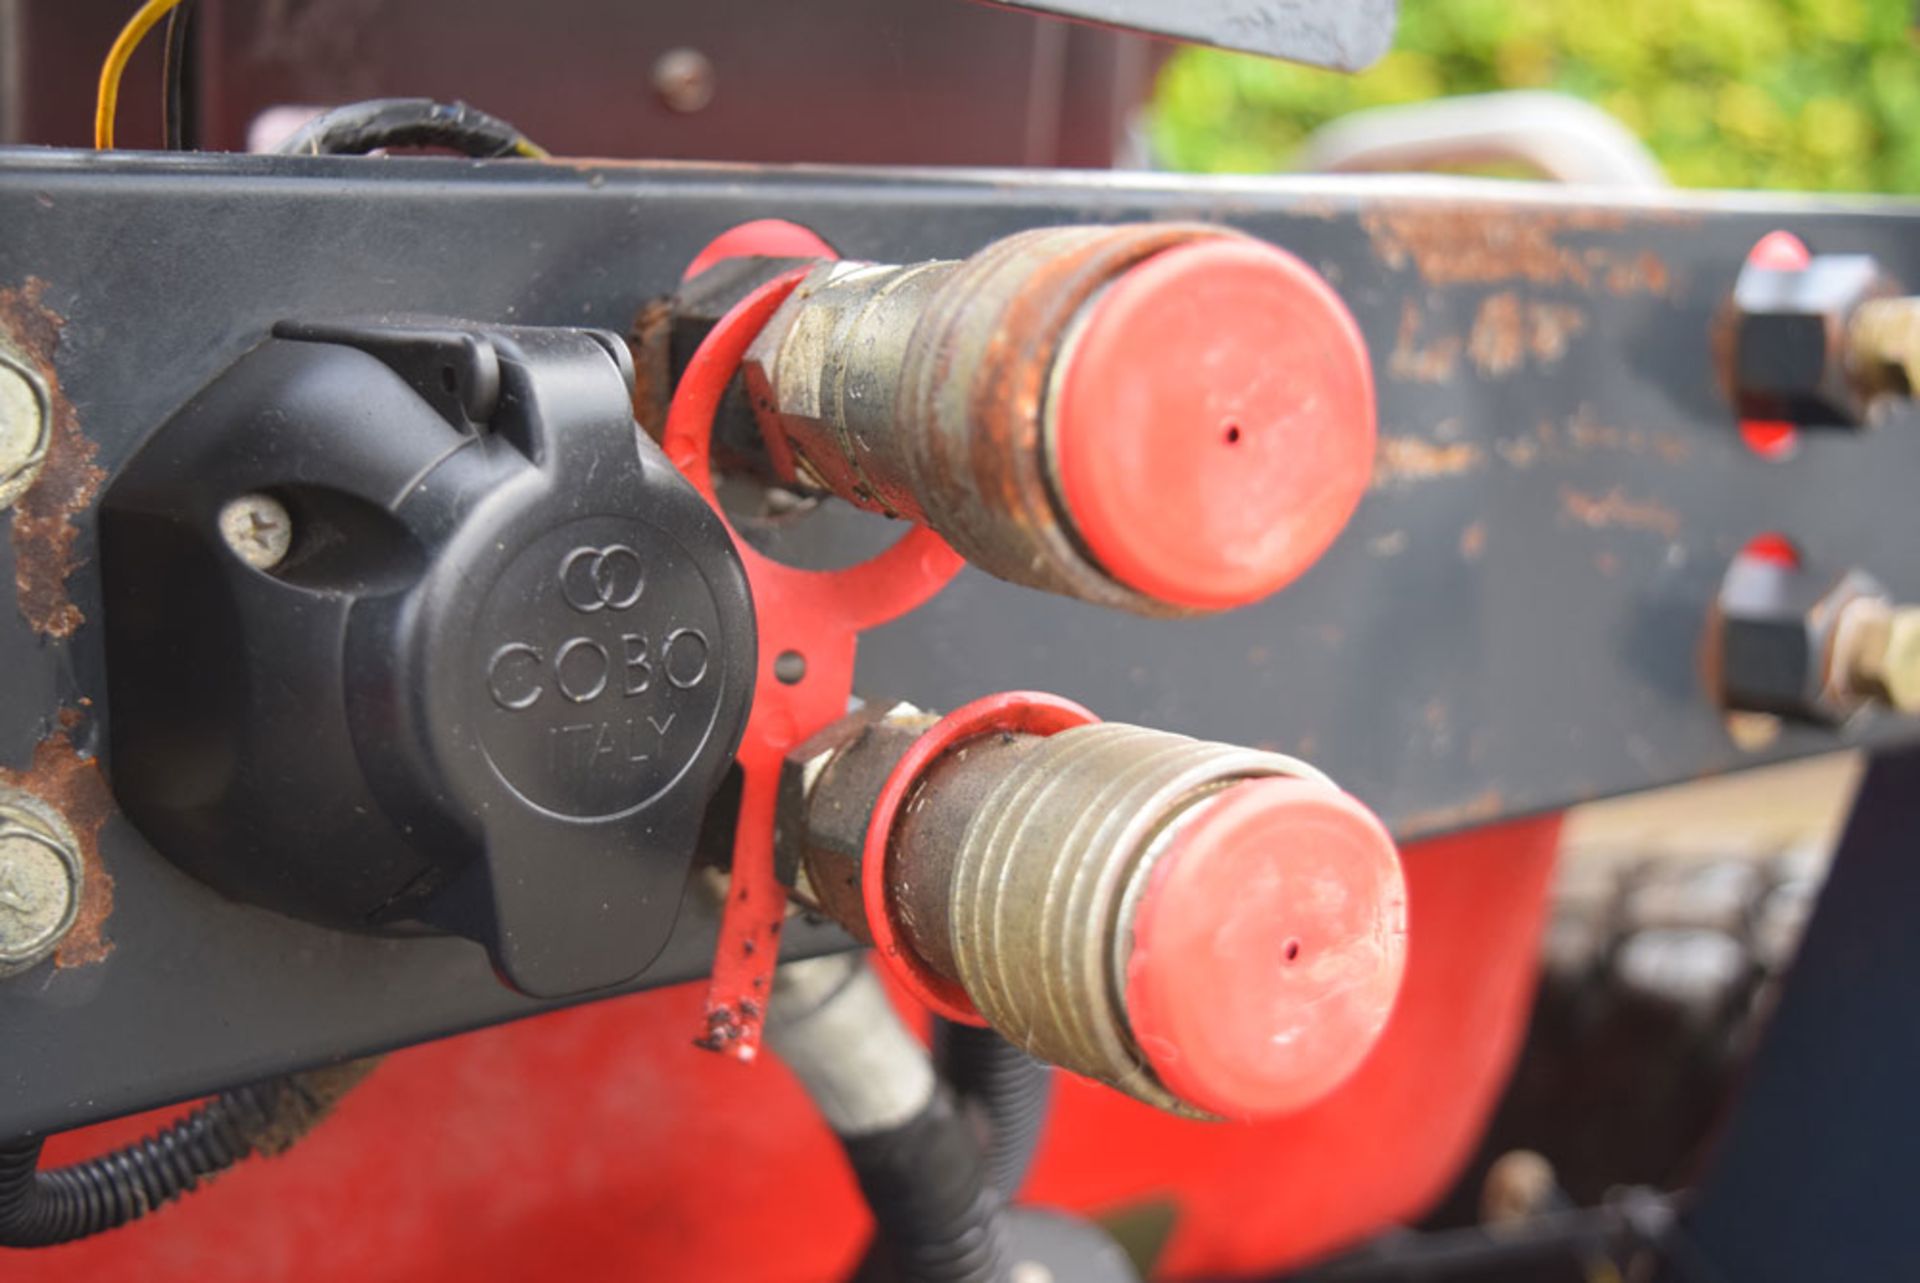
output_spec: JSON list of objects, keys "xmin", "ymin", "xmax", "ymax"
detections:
[
  {"xmin": 1717, "ymin": 556, "xmax": 1887, "ymax": 724},
  {"xmin": 1731, "ymin": 253, "xmax": 1892, "ymax": 426},
  {"xmin": 774, "ymin": 701, "xmax": 929, "ymax": 923},
  {"xmin": 0, "ymin": 348, "xmax": 51, "ymax": 510},
  {"xmin": 0, "ymin": 792, "xmax": 83, "ymax": 977}
]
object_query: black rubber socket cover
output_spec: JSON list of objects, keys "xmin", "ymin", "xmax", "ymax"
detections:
[{"xmin": 101, "ymin": 320, "xmax": 755, "ymax": 998}]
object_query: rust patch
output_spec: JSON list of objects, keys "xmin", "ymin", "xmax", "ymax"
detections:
[
  {"xmin": 1363, "ymin": 207, "xmax": 1667, "ymax": 295},
  {"xmin": 1559, "ymin": 485, "xmax": 1681, "ymax": 538},
  {"xmin": 1367, "ymin": 530, "xmax": 1409, "ymax": 557},
  {"xmin": 1562, "ymin": 408, "xmax": 1692, "ymax": 463},
  {"xmin": 1403, "ymin": 789, "xmax": 1503, "ymax": 836},
  {"xmin": 1387, "ymin": 300, "xmax": 1461, "ymax": 384},
  {"xmin": 1602, "ymin": 250, "xmax": 1670, "ymax": 296},
  {"xmin": 2, "ymin": 278, "xmax": 104, "ymax": 639},
  {"xmin": 1467, "ymin": 292, "xmax": 1588, "ymax": 376},
  {"xmin": 1459, "ymin": 520, "xmax": 1487, "ymax": 561},
  {"xmin": 1494, "ymin": 435, "xmax": 1541, "ymax": 469},
  {"xmin": 1373, "ymin": 435, "xmax": 1484, "ymax": 487},
  {"xmin": 626, "ymin": 295, "xmax": 675, "ymax": 441},
  {"xmin": 0, "ymin": 728, "xmax": 115, "ymax": 967}
]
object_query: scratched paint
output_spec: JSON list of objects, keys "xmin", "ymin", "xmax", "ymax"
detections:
[
  {"xmin": 1559, "ymin": 486, "xmax": 1683, "ymax": 538},
  {"xmin": 1364, "ymin": 207, "xmax": 1670, "ymax": 295},
  {"xmin": 1372, "ymin": 436, "xmax": 1485, "ymax": 487},
  {"xmin": 1467, "ymin": 292, "xmax": 1589, "ymax": 376}
]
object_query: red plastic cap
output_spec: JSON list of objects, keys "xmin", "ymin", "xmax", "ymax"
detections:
[
  {"xmin": 682, "ymin": 219, "xmax": 838, "ymax": 283},
  {"xmin": 1124, "ymin": 777, "xmax": 1407, "ymax": 1120},
  {"xmin": 1049, "ymin": 238, "xmax": 1376, "ymax": 611}
]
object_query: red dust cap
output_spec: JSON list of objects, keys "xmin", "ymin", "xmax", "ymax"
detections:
[
  {"xmin": 1049, "ymin": 238, "xmax": 1376, "ymax": 612},
  {"xmin": 1123, "ymin": 777, "xmax": 1407, "ymax": 1120}
]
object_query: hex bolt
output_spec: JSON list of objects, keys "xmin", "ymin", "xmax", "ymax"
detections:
[
  {"xmin": 652, "ymin": 48, "xmax": 717, "ymax": 114},
  {"xmin": 217, "ymin": 493, "xmax": 294, "ymax": 570},
  {"xmin": 1729, "ymin": 239, "xmax": 1902, "ymax": 427},
  {"xmin": 1715, "ymin": 548, "xmax": 1892, "ymax": 724},
  {"xmin": 0, "ymin": 793, "xmax": 84, "ymax": 978},
  {"xmin": 0, "ymin": 348, "xmax": 51, "ymax": 511}
]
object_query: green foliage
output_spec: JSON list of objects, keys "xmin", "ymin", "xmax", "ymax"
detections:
[{"xmin": 1151, "ymin": 0, "xmax": 1920, "ymax": 192}]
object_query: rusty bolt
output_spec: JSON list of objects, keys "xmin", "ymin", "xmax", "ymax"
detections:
[
  {"xmin": 1731, "ymin": 251, "xmax": 1896, "ymax": 426},
  {"xmin": 0, "ymin": 347, "xmax": 51, "ymax": 510},
  {"xmin": 0, "ymin": 791, "xmax": 83, "ymax": 977},
  {"xmin": 652, "ymin": 48, "xmax": 716, "ymax": 114},
  {"xmin": 217, "ymin": 493, "xmax": 293, "ymax": 570}
]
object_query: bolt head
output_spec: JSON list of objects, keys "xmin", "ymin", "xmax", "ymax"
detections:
[
  {"xmin": 1717, "ymin": 557, "xmax": 1885, "ymax": 724},
  {"xmin": 0, "ymin": 799, "xmax": 82, "ymax": 976},
  {"xmin": 218, "ymin": 493, "xmax": 294, "ymax": 570},
  {"xmin": 0, "ymin": 352, "xmax": 51, "ymax": 509},
  {"xmin": 1732, "ymin": 254, "xmax": 1889, "ymax": 426},
  {"xmin": 652, "ymin": 48, "xmax": 717, "ymax": 114}
]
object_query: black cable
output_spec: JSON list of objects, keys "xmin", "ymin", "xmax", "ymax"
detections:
[
  {"xmin": 276, "ymin": 98, "xmax": 548, "ymax": 159},
  {"xmin": 937, "ymin": 1022, "xmax": 1051, "ymax": 1200},
  {"xmin": 0, "ymin": 1058, "xmax": 376, "ymax": 1248},
  {"xmin": 844, "ymin": 1091, "xmax": 1011, "ymax": 1283},
  {"xmin": 159, "ymin": 0, "xmax": 196, "ymax": 150}
]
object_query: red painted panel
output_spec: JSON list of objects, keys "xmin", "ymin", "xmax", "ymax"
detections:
[{"xmin": 15, "ymin": 815, "xmax": 1558, "ymax": 1282}]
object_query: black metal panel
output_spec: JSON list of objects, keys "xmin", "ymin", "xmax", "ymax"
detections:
[
  {"xmin": 3, "ymin": 150, "xmax": 1920, "ymax": 1136},
  {"xmin": 1676, "ymin": 746, "xmax": 1920, "ymax": 1282},
  {"xmin": 985, "ymin": 0, "xmax": 1395, "ymax": 70}
]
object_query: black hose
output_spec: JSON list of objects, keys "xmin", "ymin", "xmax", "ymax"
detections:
[
  {"xmin": 276, "ymin": 99, "xmax": 548, "ymax": 159},
  {"xmin": 844, "ymin": 1091, "xmax": 1011, "ymax": 1283},
  {"xmin": 938, "ymin": 1022, "xmax": 1051, "ymax": 1199},
  {"xmin": 0, "ymin": 1058, "xmax": 377, "ymax": 1248}
]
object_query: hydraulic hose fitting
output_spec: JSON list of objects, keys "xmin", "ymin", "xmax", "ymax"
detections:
[
  {"xmin": 739, "ymin": 223, "xmax": 1376, "ymax": 616},
  {"xmin": 779, "ymin": 694, "xmax": 1407, "ymax": 1121}
]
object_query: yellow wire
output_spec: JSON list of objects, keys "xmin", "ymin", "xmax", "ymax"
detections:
[{"xmin": 95, "ymin": 0, "xmax": 187, "ymax": 150}]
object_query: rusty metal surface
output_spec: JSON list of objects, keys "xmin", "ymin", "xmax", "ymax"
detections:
[
  {"xmin": 0, "ymin": 278, "xmax": 103, "ymax": 640},
  {"xmin": 782, "ymin": 705, "xmax": 923, "ymax": 938},
  {"xmin": 7, "ymin": 152, "xmax": 1920, "ymax": 1135},
  {"xmin": 889, "ymin": 730, "xmax": 1045, "ymax": 980},
  {"xmin": 0, "ymin": 727, "xmax": 115, "ymax": 969}
]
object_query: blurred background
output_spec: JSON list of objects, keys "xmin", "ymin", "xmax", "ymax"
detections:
[{"xmin": 1153, "ymin": 0, "xmax": 1920, "ymax": 191}]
